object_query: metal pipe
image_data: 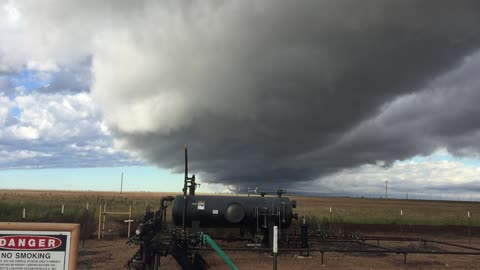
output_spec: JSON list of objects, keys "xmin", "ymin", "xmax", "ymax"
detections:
[
  {"xmin": 202, "ymin": 233, "xmax": 238, "ymax": 270},
  {"xmin": 353, "ymin": 241, "xmax": 397, "ymax": 252},
  {"xmin": 182, "ymin": 145, "xmax": 187, "ymax": 230},
  {"xmin": 427, "ymin": 240, "xmax": 480, "ymax": 251},
  {"xmin": 184, "ymin": 144, "xmax": 188, "ymax": 196},
  {"xmin": 193, "ymin": 247, "xmax": 480, "ymax": 255}
]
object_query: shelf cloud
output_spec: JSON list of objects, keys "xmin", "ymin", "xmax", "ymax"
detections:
[
  {"xmin": 2, "ymin": 1, "xmax": 480, "ymax": 190},
  {"xmin": 91, "ymin": 1, "xmax": 480, "ymax": 188}
]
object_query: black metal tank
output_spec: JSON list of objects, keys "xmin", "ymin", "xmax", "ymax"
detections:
[{"xmin": 172, "ymin": 195, "xmax": 294, "ymax": 229}]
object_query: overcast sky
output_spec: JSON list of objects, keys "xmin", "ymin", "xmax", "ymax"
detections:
[{"xmin": 1, "ymin": 1, "xmax": 480, "ymax": 200}]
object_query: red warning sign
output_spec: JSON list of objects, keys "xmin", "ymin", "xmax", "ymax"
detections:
[{"xmin": 0, "ymin": 235, "xmax": 62, "ymax": 250}]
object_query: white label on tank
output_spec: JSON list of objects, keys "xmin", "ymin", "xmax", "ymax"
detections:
[
  {"xmin": 212, "ymin": 210, "xmax": 218, "ymax": 214},
  {"xmin": 198, "ymin": 201, "xmax": 205, "ymax": 210}
]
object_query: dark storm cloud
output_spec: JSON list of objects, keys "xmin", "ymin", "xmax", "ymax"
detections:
[
  {"xmin": 89, "ymin": 0, "xmax": 480, "ymax": 189},
  {"xmin": 323, "ymin": 51, "xmax": 480, "ymax": 173},
  {"xmin": 428, "ymin": 182, "xmax": 480, "ymax": 193}
]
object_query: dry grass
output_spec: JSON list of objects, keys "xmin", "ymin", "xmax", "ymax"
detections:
[
  {"xmin": 291, "ymin": 195, "xmax": 480, "ymax": 226},
  {"xmin": 0, "ymin": 189, "xmax": 478, "ymax": 227}
]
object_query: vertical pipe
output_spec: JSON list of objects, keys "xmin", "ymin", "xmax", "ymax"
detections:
[
  {"xmin": 264, "ymin": 209, "xmax": 267, "ymax": 228},
  {"xmin": 184, "ymin": 144, "xmax": 188, "ymax": 196},
  {"xmin": 154, "ymin": 254, "xmax": 160, "ymax": 270},
  {"xmin": 301, "ymin": 223, "xmax": 308, "ymax": 250},
  {"xmin": 273, "ymin": 226, "xmax": 278, "ymax": 270},
  {"xmin": 255, "ymin": 207, "xmax": 259, "ymax": 242},
  {"xmin": 278, "ymin": 208, "xmax": 281, "ymax": 238},
  {"xmin": 182, "ymin": 145, "xmax": 188, "ymax": 231},
  {"xmin": 163, "ymin": 200, "xmax": 167, "ymax": 228},
  {"xmin": 22, "ymin": 208, "xmax": 26, "ymax": 220},
  {"xmin": 61, "ymin": 204, "xmax": 64, "ymax": 216},
  {"xmin": 98, "ymin": 205, "xmax": 102, "ymax": 240}
]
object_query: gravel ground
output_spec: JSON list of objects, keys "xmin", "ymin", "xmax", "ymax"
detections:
[{"xmin": 77, "ymin": 233, "xmax": 480, "ymax": 270}]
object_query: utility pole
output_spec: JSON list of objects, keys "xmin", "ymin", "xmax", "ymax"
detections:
[
  {"xmin": 120, "ymin": 172, "xmax": 124, "ymax": 194},
  {"xmin": 385, "ymin": 180, "xmax": 388, "ymax": 199}
]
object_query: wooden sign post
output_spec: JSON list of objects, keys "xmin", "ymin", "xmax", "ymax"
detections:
[{"xmin": 0, "ymin": 222, "xmax": 80, "ymax": 270}]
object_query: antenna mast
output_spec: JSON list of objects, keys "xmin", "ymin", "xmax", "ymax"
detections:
[{"xmin": 182, "ymin": 145, "xmax": 198, "ymax": 231}]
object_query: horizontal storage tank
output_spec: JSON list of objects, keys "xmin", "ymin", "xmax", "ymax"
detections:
[{"xmin": 172, "ymin": 195, "xmax": 295, "ymax": 228}]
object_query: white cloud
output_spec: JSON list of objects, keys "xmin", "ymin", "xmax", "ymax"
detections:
[
  {"xmin": 0, "ymin": 91, "xmax": 140, "ymax": 168},
  {"xmin": 5, "ymin": 92, "xmax": 98, "ymax": 141},
  {"xmin": 298, "ymin": 154, "xmax": 480, "ymax": 200},
  {"xmin": 0, "ymin": 1, "xmax": 96, "ymax": 71},
  {"xmin": 0, "ymin": 94, "xmax": 12, "ymax": 126},
  {"xmin": 0, "ymin": 149, "xmax": 51, "ymax": 164},
  {"xmin": 6, "ymin": 125, "xmax": 39, "ymax": 140}
]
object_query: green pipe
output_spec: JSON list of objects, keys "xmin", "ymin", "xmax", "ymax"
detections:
[{"xmin": 201, "ymin": 233, "xmax": 238, "ymax": 270}]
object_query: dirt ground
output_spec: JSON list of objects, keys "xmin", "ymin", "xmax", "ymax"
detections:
[{"xmin": 77, "ymin": 232, "xmax": 480, "ymax": 270}]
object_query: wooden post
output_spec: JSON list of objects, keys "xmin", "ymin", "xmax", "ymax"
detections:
[
  {"xmin": 102, "ymin": 203, "xmax": 106, "ymax": 238},
  {"xmin": 128, "ymin": 205, "xmax": 132, "ymax": 238},
  {"xmin": 468, "ymin": 211, "xmax": 471, "ymax": 244},
  {"xmin": 98, "ymin": 205, "xmax": 102, "ymax": 240},
  {"xmin": 400, "ymin": 209, "xmax": 403, "ymax": 233},
  {"xmin": 82, "ymin": 206, "xmax": 87, "ymax": 248}
]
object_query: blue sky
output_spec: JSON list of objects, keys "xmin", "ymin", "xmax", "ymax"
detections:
[
  {"xmin": 0, "ymin": 69, "xmax": 183, "ymax": 192},
  {"xmin": 0, "ymin": 67, "xmax": 202, "ymax": 193},
  {"xmin": 1, "ymin": 1, "xmax": 480, "ymax": 199},
  {"xmin": 0, "ymin": 166, "xmax": 183, "ymax": 192}
]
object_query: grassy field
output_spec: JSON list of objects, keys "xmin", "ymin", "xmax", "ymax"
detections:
[
  {"xmin": 291, "ymin": 195, "xmax": 480, "ymax": 226},
  {"xmin": 0, "ymin": 190, "xmax": 478, "ymax": 228},
  {"xmin": 0, "ymin": 190, "xmax": 176, "ymax": 223}
]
